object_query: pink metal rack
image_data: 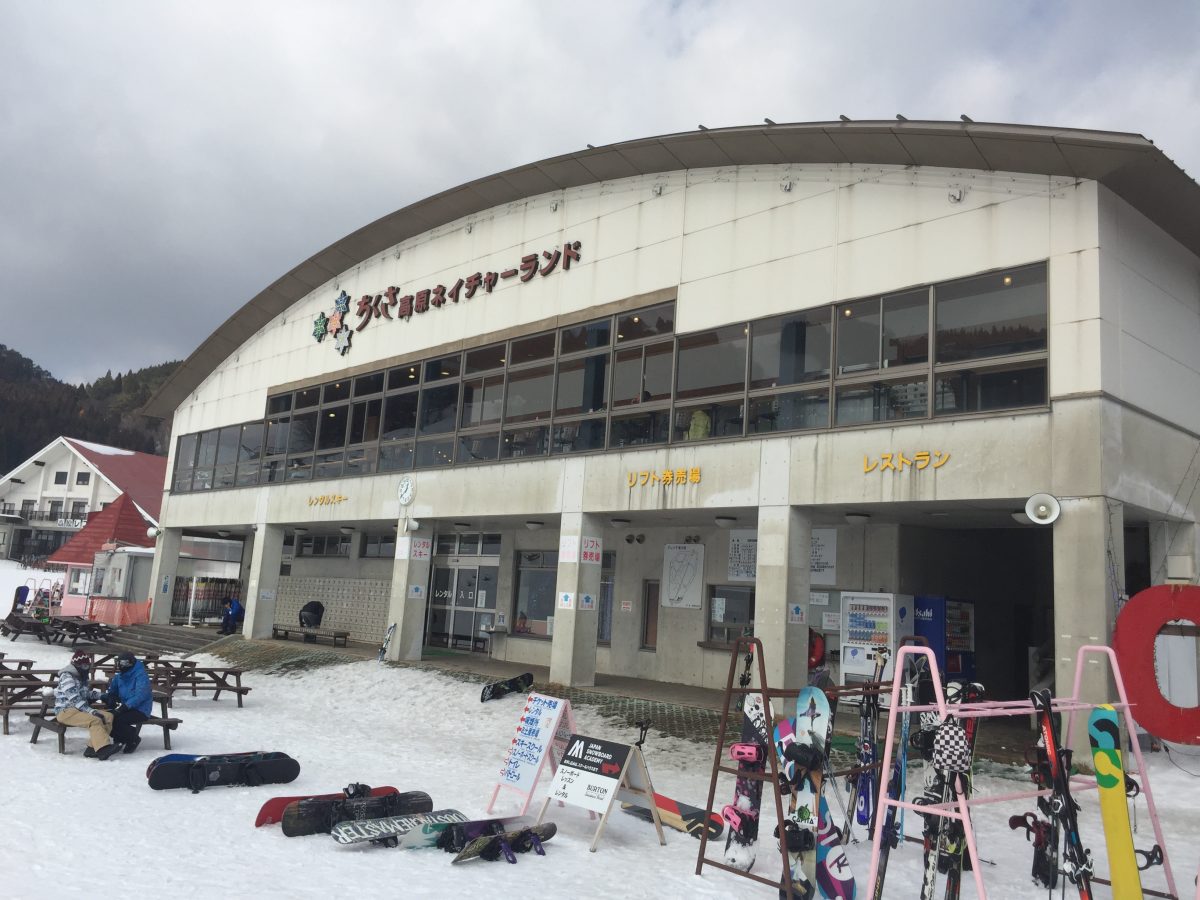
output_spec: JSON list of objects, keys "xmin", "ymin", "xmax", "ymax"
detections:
[{"xmin": 864, "ymin": 644, "xmax": 1179, "ymax": 899}]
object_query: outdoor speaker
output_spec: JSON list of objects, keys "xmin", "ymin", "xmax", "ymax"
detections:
[{"xmin": 1024, "ymin": 493, "xmax": 1061, "ymax": 526}]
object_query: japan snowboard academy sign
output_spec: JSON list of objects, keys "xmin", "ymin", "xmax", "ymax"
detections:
[{"xmin": 312, "ymin": 239, "xmax": 583, "ymax": 356}]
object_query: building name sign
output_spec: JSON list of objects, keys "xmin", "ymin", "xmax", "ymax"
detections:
[
  {"xmin": 56, "ymin": 518, "xmax": 86, "ymax": 529},
  {"xmin": 308, "ymin": 494, "xmax": 348, "ymax": 506},
  {"xmin": 863, "ymin": 451, "xmax": 950, "ymax": 474},
  {"xmin": 626, "ymin": 466, "xmax": 702, "ymax": 488},
  {"xmin": 313, "ymin": 239, "xmax": 584, "ymax": 357}
]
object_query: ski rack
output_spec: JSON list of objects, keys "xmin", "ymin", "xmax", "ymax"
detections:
[
  {"xmin": 695, "ymin": 637, "xmax": 803, "ymax": 898},
  {"xmin": 864, "ymin": 643, "xmax": 1180, "ymax": 899}
]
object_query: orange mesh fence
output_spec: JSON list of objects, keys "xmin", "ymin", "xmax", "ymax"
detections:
[{"xmin": 88, "ymin": 598, "xmax": 152, "ymax": 626}]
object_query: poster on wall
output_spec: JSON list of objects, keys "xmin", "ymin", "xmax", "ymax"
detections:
[
  {"xmin": 661, "ymin": 544, "xmax": 704, "ymax": 609},
  {"xmin": 810, "ymin": 528, "xmax": 837, "ymax": 585},
  {"xmin": 822, "ymin": 611, "xmax": 841, "ymax": 632},
  {"xmin": 727, "ymin": 529, "xmax": 757, "ymax": 581}
]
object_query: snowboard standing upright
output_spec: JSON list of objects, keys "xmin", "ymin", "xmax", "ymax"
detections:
[
  {"xmin": 849, "ymin": 648, "xmax": 887, "ymax": 834},
  {"xmin": 796, "ymin": 686, "xmax": 855, "ymax": 900},
  {"xmin": 1087, "ymin": 704, "xmax": 1141, "ymax": 898},
  {"xmin": 722, "ymin": 690, "xmax": 771, "ymax": 871}
]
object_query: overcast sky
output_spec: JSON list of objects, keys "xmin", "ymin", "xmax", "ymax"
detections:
[{"xmin": 2, "ymin": 1, "xmax": 1197, "ymax": 386}]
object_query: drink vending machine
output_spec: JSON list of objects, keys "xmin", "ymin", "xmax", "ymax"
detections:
[
  {"xmin": 913, "ymin": 595, "xmax": 976, "ymax": 679},
  {"xmin": 838, "ymin": 591, "xmax": 913, "ymax": 706}
]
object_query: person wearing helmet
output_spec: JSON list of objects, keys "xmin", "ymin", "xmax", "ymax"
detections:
[
  {"xmin": 53, "ymin": 651, "xmax": 118, "ymax": 760},
  {"xmin": 98, "ymin": 651, "xmax": 153, "ymax": 754}
]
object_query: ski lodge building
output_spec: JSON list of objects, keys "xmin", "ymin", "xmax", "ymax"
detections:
[{"xmin": 142, "ymin": 121, "xmax": 1200, "ymax": 721}]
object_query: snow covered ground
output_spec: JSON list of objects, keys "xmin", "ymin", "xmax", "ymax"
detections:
[{"xmin": 2, "ymin": 559, "xmax": 1199, "ymax": 899}]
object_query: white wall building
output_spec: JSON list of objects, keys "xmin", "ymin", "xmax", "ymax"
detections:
[{"xmin": 143, "ymin": 121, "xmax": 1200, "ymax": 747}]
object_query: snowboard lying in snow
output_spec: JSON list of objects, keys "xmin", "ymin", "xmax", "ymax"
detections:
[
  {"xmin": 481, "ymin": 672, "xmax": 534, "ymax": 703},
  {"xmin": 330, "ymin": 809, "xmax": 469, "ymax": 846},
  {"xmin": 451, "ymin": 823, "xmax": 557, "ymax": 863},
  {"xmin": 620, "ymin": 791, "xmax": 724, "ymax": 839},
  {"xmin": 282, "ymin": 790, "xmax": 433, "ymax": 837},
  {"xmin": 257, "ymin": 786, "xmax": 400, "ymax": 827},
  {"xmin": 147, "ymin": 752, "xmax": 299, "ymax": 792}
]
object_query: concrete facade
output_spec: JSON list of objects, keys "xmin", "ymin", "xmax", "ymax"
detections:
[{"xmin": 144, "ymin": 123, "xmax": 1200, "ymax": 747}]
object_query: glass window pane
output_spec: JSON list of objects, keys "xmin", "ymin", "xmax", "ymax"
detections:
[
  {"xmin": 936, "ymin": 264, "xmax": 1048, "ymax": 363},
  {"xmin": 835, "ymin": 377, "xmax": 928, "ymax": 425},
  {"xmin": 379, "ymin": 442, "xmax": 413, "ymax": 472},
  {"xmin": 500, "ymin": 425, "xmax": 549, "ymax": 459},
  {"xmin": 286, "ymin": 455, "xmax": 313, "ymax": 480},
  {"xmin": 322, "ymin": 380, "xmax": 351, "ymax": 403},
  {"xmin": 176, "ymin": 434, "xmax": 198, "ymax": 469},
  {"xmin": 354, "ymin": 372, "xmax": 384, "ymax": 396},
  {"xmin": 264, "ymin": 418, "xmax": 290, "ymax": 456},
  {"xmin": 748, "ymin": 389, "xmax": 829, "ymax": 433},
  {"xmin": 555, "ymin": 353, "xmax": 609, "ymax": 416},
  {"xmin": 514, "ymin": 566, "xmax": 557, "ymax": 636},
  {"xmin": 259, "ymin": 458, "xmax": 285, "ymax": 483},
  {"xmin": 617, "ymin": 303, "xmax": 674, "ymax": 342},
  {"xmin": 315, "ymin": 450, "xmax": 344, "ymax": 479},
  {"xmin": 934, "ymin": 364, "xmax": 1047, "ymax": 415},
  {"xmin": 349, "ymin": 398, "xmax": 382, "ymax": 445},
  {"xmin": 461, "ymin": 375, "xmax": 505, "ymax": 427},
  {"xmin": 612, "ymin": 347, "xmax": 643, "ymax": 407},
  {"xmin": 882, "ymin": 288, "xmax": 929, "ymax": 368},
  {"xmin": 316, "ymin": 405, "xmax": 349, "ymax": 450},
  {"xmin": 388, "ymin": 364, "xmax": 421, "ymax": 389},
  {"xmin": 266, "ymin": 394, "xmax": 292, "ymax": 415},
  {"xmin": 465, "ymin": 343, "xmax": 507, "ymax": 374},
  {"xmin": 675, "ymin": 324, "xmax": 747, "ymax": 400},
  {"xmin": 750, "ymin": 309, "xmax": 832, "ymax": 389},
  {"xmin": 435, "ymin": 536, "xmax": 458, "ymax": 555},
  {"xmin": 415, "ymin": 438, "xmax": 454, "ymax": 468},
  {"xmin": 481, "ymin": 533, "xmax": 501, "ymax": 555},
  {"xmin": 419, "ymin": 384, "xmax": 460, "ymax": 435},
  {"xmin": 295, "ymin": 387, "xmax": 320, "ymax": 409},
  {"xmin": 196, "ymin": 430, "xmax": 218, "ymax": 467},
  {"xmin": 609, "ymin": 410, "xmax": 669, "ymax": 448},
  {"xmin": 239, "ymin": 423, "xmax": 264, "ymax": 462},
  {"xmin": 836, "ymin": 298, "xmax": 881, "ymax": 374},
  {"xmin": 287, "ymin": 411, "xmax": 318, "ymax": 453},
  {"xmin": 458, "ymin": 534, "xmax": 481, "ymax": 555},
  {"xmin": 456, "ymin": 432, "xmax": 500, "ymax": 463},
  {"xmin": 643, "ymin": 341, "xmax": 673, "ymax": 401},
  {"xmin": 559, "ymin": 319, "xmax": 611, "ymax": 354},
  {"xmin": 509, "ymin": 332, "xmax": 555, "ymax": 366},
  {"xmin": 504, "ymin": 365, "xmax": 553, "ymax": 424},
  {"xmin": 382, "ymin": 391, "xmax": 418, "ymax": 441},
  {"xmin": 344, "ymin": 445, "xmax": 377, "ymax": 475},
  {"xmin": 708, "ymin": 584, "xmax": 755, "ymax": 643},
  {"xmin": 672, "ymin": 400, "xmax": 744, "ymax": 442},
  {"xmin": 551, "ymin": 418, "xmax": 606, "ymax": 454},
  {"xmin": 424, "ymin": 354, "xmax": 461, "ymax": 382}
]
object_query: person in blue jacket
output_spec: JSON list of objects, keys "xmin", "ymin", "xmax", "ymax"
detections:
[
  {"xmin": 99, "ymin": 651, "xmax": 153, "ymax": 754},
  {"xmin": 217, "ymin": 597, "xmax": 244, "ymax": 635}
]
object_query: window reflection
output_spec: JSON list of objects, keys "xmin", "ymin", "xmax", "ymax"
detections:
[
  {"xmin": 936, "ymin": 265, "xmax": 1047, "ymax": 363},
  {"xmin": 750, "ymin": 309, "xmax": 831, "ymax": 389}
]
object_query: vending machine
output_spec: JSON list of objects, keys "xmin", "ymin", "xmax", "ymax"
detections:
[
  {"xmin": 838, "ymin": 591, "xmax": 913, "ymax": 705},
  {"xmin": 914, "ymin": 595, "xmax": 976, "ymax": 680}
]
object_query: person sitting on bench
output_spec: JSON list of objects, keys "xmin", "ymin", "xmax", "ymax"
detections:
[
  {"xmin": 54, "ymin": 651, "xmax": 118, "ymax": 760},
  {"xmin": 98, "ymin": 651, "xmax": 152, "ymax": 754},
  {"xmin": 217, "ymin": 597, "xmax": 245, "ymax": 636},
  {"xmin": 298, "ymin": 601, "xmax": 326, "ymax": 642}
]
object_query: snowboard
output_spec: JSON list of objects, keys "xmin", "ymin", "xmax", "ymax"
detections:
[
  {"xmin": 451, "ymin": 822, "xmax": 557, "ymax": 864},
  {"xmin": 330, "ymin": 808, "xmax": 469, "ymax": 846},
  {"xmin": 258, "ymin": 786, "xmax": 399, "ymax": 826},
  {"xmin": 620, "ymin": 791, "xmax": 724, "ymax": 839},
  {"xmin": 378, "ymin": 623, "xmax": 396, "ymax": 662},
  {"xmin": 146, "ymin": 750, "xmax": 292, "ymax": 779},
  {"xmin": 722, "ymin": 691, "xmax": 771, "ymax": 871},
  {"xmin": 815, "ymin": 794, "xmax": 856, "ymax": 899},
  {"xmin": 1088, "ymin": 704, "xmax": 1141, "ymax": 899},
  {"xmin": 480, "ymin": 672, "xmax": 533, "ymax": 703},
  {"xmin": 404, "ymin": 817, "xmax": 527, "ymax": 851},
  {"xmin": 791, "ymin": 686, "xmax": 832, "ymax": 891},
  {"xmin": 281, "ymin": 790, "xmax": 434, "ymax": 837},
  {"xmin": 147, "ymin": 752, "xmax": 299, "ymax": 792}
]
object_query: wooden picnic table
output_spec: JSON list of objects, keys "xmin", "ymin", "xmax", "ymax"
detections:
[
  {"xmin": 0, "ymin": 670, "xmax": 59, "ymax": 735},
  {"xmin": 51, "ymin": 617, "xmax": 115, "ymax": 646},
  {"xmin": 159, "ymin": 665, "xmax": 250, "ymax": 707},
  {"xmin": 0, "ymin": 657, "xmax": 35, "ymax": 670}
]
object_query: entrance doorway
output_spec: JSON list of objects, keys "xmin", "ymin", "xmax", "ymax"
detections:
[{"xmin": 425, "ymin": 533, "xmax": 500, "ymax": 652}]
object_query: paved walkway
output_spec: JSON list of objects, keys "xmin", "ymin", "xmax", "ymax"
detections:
[{"xmin": 198, "ymin": 632, "xmax": 1033, "ymax": 766}]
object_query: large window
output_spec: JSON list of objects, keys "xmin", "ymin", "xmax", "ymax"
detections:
[
  {"xmin": 512, "ymin": 551, "xmax": 558, "ymax": 637},
  {"xmin": 173, "ymin": 263, "xmax": 1049, "ymax": 493},
  {"xmin": 708, "ymin": 584, "xmax": 754, "ymax": 644}
]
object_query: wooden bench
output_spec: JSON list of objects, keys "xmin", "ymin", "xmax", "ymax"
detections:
[
  {"xmin": 27, "ymin": 696, "xmax": 182, "ymax": 753},
  {"xmin": 271, "ymin": 624, "xmax": 349, "ymax": 647}
]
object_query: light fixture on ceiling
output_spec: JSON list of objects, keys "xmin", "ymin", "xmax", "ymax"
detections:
[
  {"xmin": 525, "ymin": 520, "xmax": 545, "ymax": 531},
  {"xmin": 453, "ymin": 522, "xmax": 471, "ymax": 533},
  {"xmin": 844, "ymin": 513, "xmax": 871, "ymax": 525},
  {"xmin": 339, "ymin": 525, "xmax": 356, "ymax": 535},
  {"xmin": 714, "ymin": 516, "xmax": 737, "ymax": 529},
  {"xmin": 216, "ymin": 529, "xmax": 231, "ymax": 539},
  {"xmin": 1010, "ymin": 510, "xmax": 1033, "ymax": 525},
  {"xmin": 610, "ymin": 517, "xmax": 631, "ymax": 528},
  {"xmin": 292, "ymin": 527, "xmax": 308, "ymax": 535},
  {"xmin": 625, "ymin": 533, "xmax": 645, "ymax": 544}
]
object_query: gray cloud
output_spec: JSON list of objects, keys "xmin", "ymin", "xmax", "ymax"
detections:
[{"xmin": 2, "ymin": 0, "xmax": 1197, "ymax": 385}]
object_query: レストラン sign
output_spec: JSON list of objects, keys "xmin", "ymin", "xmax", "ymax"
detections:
[{"xmin": 313, "ymin": 240, "xmax": 583, "ymax": 356}]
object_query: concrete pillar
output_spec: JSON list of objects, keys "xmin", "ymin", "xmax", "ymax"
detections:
[
  {"xmin": 1052, "ymin": 496, "xmax": 1123, "ymax": 752},
  {"xmin": 385, "ymin": 525, "xmax": 433, "ymax": 661},
  {"xmin": 243, "ymin": 524, "xmax": 284, "ymax": 639},
  {"xmin": 755, "ymin": 505, "xmax": 812, "ymax": 692},
  {"xmin": 147, "ymin": 527, "xmax": 183, "ymax": 624},
  {"xmin": 549, "ymin": 511, "xmax": 603, "ymax": 686}
]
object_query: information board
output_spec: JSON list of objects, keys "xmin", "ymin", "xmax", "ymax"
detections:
[
  {"xmin": 487, "ymin": 692, "xmax": 577, "ymax": 817},
  {"xmin": 727, "ymin": 529, "xmax": 757, "ymax": 581}
]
